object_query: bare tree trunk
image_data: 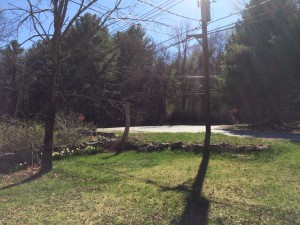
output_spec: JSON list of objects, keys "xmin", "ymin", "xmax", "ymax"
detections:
[
  {"xmin": 180, "ymin": 42, "xmax": 188, "ymax": 112},
  {"xmin": 40, "ymin": 64, "xmax": 59, "ymax": 172},
  {"xmin": 13, "ymin": 90, "xmax": 20, "ymax": 118},
  {"xmin": 40, "ymin": 36, "xmax": 60, "ymax": 173},
  {"xmin": 117, "ymin": 102, "xmax": 130, "ymax": 153},
  {"xmin": 13, "ymin": 0, "xmax": 123, "ymax": 173},
  {"xmin": 13, "ymin": 65, "xmax": 25, "ymax": 118},
  {"xmin": 41, "ymin": 103, "xmax": 55, "ymax": 172}
]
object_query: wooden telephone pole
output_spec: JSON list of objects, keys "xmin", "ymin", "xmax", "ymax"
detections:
[
  {"xmin": 201, "ymin": 0, "xmax": 211, "ymax": 149},
  {"xmin": 185, "ymin": 0, "xmax": 211, "ymax": 148}
]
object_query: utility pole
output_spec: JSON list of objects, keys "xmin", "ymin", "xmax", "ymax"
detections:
[
  {"xmin": 186, "ymin": 0, "xmax": 211, "ymax": 149},
  {"xmin": 201, "ymin": 0, "xmax": 211, "ymax": 149}
]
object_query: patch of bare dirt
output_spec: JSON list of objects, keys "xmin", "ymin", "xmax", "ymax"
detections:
[{"xmin": 0, "ymin": 164, "xmax": 40, "ymax": 187}]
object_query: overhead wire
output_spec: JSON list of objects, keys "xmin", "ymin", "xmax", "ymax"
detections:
[
  {"xmin": 208, "ymin": 0, "xmax": 273, "ymax": 25},
  {"xmin": 154, "ymin": 0, "xmax": 298, "ymax": 53},
  {"xmin": 140, "ymin": 0, "xmax": 184, "ymax": 27},
  {"xmin": 154, "ymin": 5, "xmax": 298, "ymax": 54},
  {"xmin": 152, "ymin": 0, "xmax": 279, "ymax": 50},
  {"xmin": 69, "ymin": 0, "xmax": 276, "ymax": 39},
  {"xmin": 147, "ymin": 28, "xmax": 172, "ymax": 36},
  {"xmin": 137, "ymin": 0, "xmax": 199, "ymax": 21},
  {"xmin": 69, "ymin": 0, "xmax": 196, "ymax": 45},
  {"xmin": 207, "ymin": 1, "xmax": 300, "ymax": 35},
  {"xmin": 69, "ymin": 0, "xmax": 181, "ymax": 40},
  {"xmin": 70, "ymin": 0, "xmax": 176, "ymax": 32},
  {"xmin": 153, "ymin": 25, "xmax": 200, "ymax": 48},
  {"xmin": 109, "ymin": 0, "xmax": 183, "ymax": 35},
  {"xmin": 68, "ymin": 0, "xmax": 298, "ymax": 56},
  {"xmin": 154, "ymin": 36, "xmax": 189, "ymax": 54},
  {"xmin": 108, "ymin": 0, "xmax": 174, "ymax": 32}
]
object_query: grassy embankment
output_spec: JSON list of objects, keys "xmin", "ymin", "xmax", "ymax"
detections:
[{"xmin": 0, "ymin": 133, "xmax": 299, "ymax": 224}]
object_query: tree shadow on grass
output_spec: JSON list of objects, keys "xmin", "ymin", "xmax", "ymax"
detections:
[
  {"xmin": 144, "ymin": 178, "xmax": 193, "ymax": 193},
  {"xmin": 0, "ymin": 170, "xmax": 45, "ymax": 190},
  {"xmin": 100, "ymin": 151, "xmax": 126, "ymax": 160},
  {"xmin": 92, "ymin": 134, "xmax": 211, "ymax": 225},
  {"xmin": 222, "ymin": 128, "xmax": 300, "ymax": 142},
  {"xmin": 177, "ymin": 134, "xmax": 211, "ymax": 225}
]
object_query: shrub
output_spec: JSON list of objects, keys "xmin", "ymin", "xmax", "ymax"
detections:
[
  {"xmin": 54, "ymin": 112, "xmax": 95, "ymax": 147},
  {"xmin": 0, "ymin": 113, "xmax": 96, "ymax": 168},
  {"xmin": 0, "ymin": 121, "xmax": 43, "ymax": 165}
]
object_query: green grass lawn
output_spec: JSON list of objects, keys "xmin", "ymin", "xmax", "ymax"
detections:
[
  {"xmin": 126, "ymin": 132, "xmax": 271, "ymax": 146},
  {"xmin": 0, "ymin": 133, "xmax": 299, "ymax": 224}
]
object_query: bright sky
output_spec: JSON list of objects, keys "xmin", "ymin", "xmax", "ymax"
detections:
[{"xmin": 0, "ymin": 0, "xmax": 243, "ymax": 49}]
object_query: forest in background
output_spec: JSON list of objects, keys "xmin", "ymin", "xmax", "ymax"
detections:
[{"xmin": 0, "ymin": 0, "xmax": 299, "ymax": 128}]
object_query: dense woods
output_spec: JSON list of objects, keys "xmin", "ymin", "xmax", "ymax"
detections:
[
  {"xmin": 0, "ymin": 0, "xmax": 299, "ymax": 127},
  {"xmin": 224, "ymin": 0, "xmax": 300, "ymax": 127}
]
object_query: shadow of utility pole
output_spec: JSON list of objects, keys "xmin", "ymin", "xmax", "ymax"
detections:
[{"xmin": 178, "ymin": 133, "xmax": 211, "ymax": 225}]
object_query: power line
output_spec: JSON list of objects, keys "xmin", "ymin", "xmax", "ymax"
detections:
[
  {"xmin": 147, "ymin": 28, "xmax": 172, "ymax": 36},
  {"xmin": 70, "ymin": 0, "xmax": 177, "ymax": 33},
  {"xmin": 70, "ymin": 0, "xmax": 197, "ymax": 47},
  {"xmin": 135, "ymin": 0, "xmax": 288, "ymax": 52},
  {"xmin": 70, "ymin": 0, "xmax": 296, "ymax": 54},
  {"xmin": 153, "ymin": 25, "xmax": 200, "ymax": 48},
  {"xmin": 69, "ymin": 0, "xmax": 181, "ymax": 43},
  {"xmin": 69, "ymin": 0, "xmax": 113, "ymax": 19},
  {"xmin": 109, "ymin": 0, "xmax": 178, "ymax": 34},
  {"xmin": 207, "ymin": 6, "xmax": 300, "ymax": 36},
  {"xmin": 154, "ymin": 37, "xmax": 188, "ymax": 53},
  {"xmin": 154, "ymin": 12, "xmax": 288, "ymax": 54},
  {"xmin": 137, "ymin": 0, "xmax": 200, "ymax": 22},
  {"xmin": 110, "ymin": 0, "xmax": 185, "ymax": 35},
  {"xmin": 154, "ymin": 1, "xmax": 299, "ymax": 54},
  {"xmin": 141, "ymin": 0, "xmax": 185, "ymax": 27},
  {"xmin": 208, "ymin": 0, "xmax": 273, "ymax": 25}
]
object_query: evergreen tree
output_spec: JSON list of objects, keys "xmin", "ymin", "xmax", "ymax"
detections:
[
  {"xmin": 25, "ymin": 13, "xmax": 120, "ymax": 125},
  {"xmin": 223, "ymin": 0, "xmax": 300, "ymax": 126},
  {"xmin": 0, "ymin": 40, "xmax": 24, "ymax": 117},
  {"xmin": 114, "ymin": 25, "xmax": 156, "ymax": 123},
  {"xmin": 61, "ymin": 13, "xmax": 119, "ymax": 123}
]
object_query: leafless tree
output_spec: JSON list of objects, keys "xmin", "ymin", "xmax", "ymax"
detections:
[
  {"xmin": 208, "ymin": 31, "xmax": 228, "ymax": 75},
  {"xmin": 0, "ymin": 10, "xmax": 15, "ymax": 46},
  {"xmin": 172, "ymin": 21, "xmax": 192, "ymax": 111},
  {"xmin": 232, "ymin": 0, "xmax": 249, "ymax": 11},
  {"xmin": 10, "ymin": 0, "xmax": 123, "ymax": 173}
]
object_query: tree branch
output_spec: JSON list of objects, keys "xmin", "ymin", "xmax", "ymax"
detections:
[{"xmin": 61, "ymin": 0, "xmax": 98, "ymax": 39}]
